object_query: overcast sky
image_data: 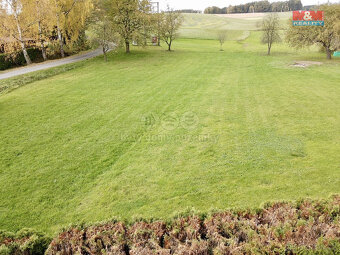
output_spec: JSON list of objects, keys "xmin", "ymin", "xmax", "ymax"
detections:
[{"xmin": 156, "ymin": 0, "xmax": 340, "ymax": 11}]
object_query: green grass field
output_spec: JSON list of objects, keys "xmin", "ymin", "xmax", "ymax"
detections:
[
  {"xmin": 0, "ymin": 14, "xmax": 340, "ymax": 235},
  {"xmin": 179, "ymin": 12, "xmax": 290, "ymax": 39}
]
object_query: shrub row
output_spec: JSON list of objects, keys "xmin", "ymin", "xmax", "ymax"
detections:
[
  {"xmin": 0, "ymin": 229, "xmax": 51, "ymax": 255},
  {"xmin": 0, "ymin": 49, "xmax": 43, "ymax": 70},
  {"xmin": 1, "ymin": 196, "xmax": 339, "ymax": 255},
  {"xmin": 46, "ymin": 196, "xmax": 340, "ymax": 254}
]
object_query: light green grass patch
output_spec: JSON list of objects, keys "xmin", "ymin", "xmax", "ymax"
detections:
[{"xmin": 179, "ymin": 13, "xmax": 291, "ymax": 40}]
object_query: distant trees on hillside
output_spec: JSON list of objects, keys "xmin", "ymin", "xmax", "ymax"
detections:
[
  {"xmin": 204, "ymin": 0, "xmax": 303, "ymax": 14},
  {"xmin": 176, "ymin": 9, "xmax": 202, "ymax": 14}
]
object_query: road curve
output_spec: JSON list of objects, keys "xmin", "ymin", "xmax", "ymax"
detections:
[{"xmin": 0, "ymin": 48, "xmax": 103, "ymax": 80}]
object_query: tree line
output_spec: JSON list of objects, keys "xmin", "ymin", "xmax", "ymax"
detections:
[
  {"xmin": 176, "ymin": 9, "xmax": 202, "ymax": 14},
  {"xmin": 0, "ymin": 0, "xmax": 183, "ymax": 66},
  {"xmin": 204, "ymin": 0, "xmax": 303, "ymax": 14}
]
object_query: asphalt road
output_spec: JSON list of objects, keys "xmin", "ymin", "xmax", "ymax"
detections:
[{"xmin": 0, "ymin": 48, "xmax": 103, "ymax": 80}]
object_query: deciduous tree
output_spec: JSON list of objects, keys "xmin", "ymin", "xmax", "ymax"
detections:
[
  {"xmin": 50, "ymin": 0, "xmax": 93, "ymax": 57},
  {"xmin": 88, "ymin": 0, "xmax": 119, "ymax": 61},
  {"xmin": 286, "ymin": 4, "xmax": 340, "ymax": 59},
  {"xmin": 217, "ymin": 30, "xmax": 227, "ymax": 51},
  {"xmin": 159, "ymin": 6, "xmax": 183, "ymax": 51},
  {"xmin": 106, "ymin": 0, "xmax": 151, "ymax": 53},
  {"xmin": 28, "ymin": 0, "xmax": 53, "ymax": 61},
  {"xmin": 261, "ymin": 13, "xmax": 281, "ymax": 55},
  {"xmin": 0, "ymin": 0, "xmax": 35, "ymax": 64}
]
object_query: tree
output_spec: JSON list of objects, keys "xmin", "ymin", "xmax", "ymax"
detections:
[
  {"xmin": 217, "ymin": 30, "xmax": 227, "ymax": 51},
  {"xmin": 88, "ymin": 21, "xmax": 119, "ymax": 62},
  {"xmin": 159, "ymin": 6, "xmax": 183, "ymax": 51},
  {"xmin": 35, "ymin": 0, "xmax": 47, "ymax": 61},
  {"xmin": 249, "ymin": 5, "xmax": 255, "ymax": 13},
  {"xmin": 255, "ymin": 1, "xmax": 271, "ymax": 12},
  {"xmin": 139, "ymin": 7, "xmax": 154, "ymax": 46},
  {"xmin": 261, "ymin": 13, "xmax": 281, "ymax": 55},
  {"xmin": 50, "ymin": 0, "xmax": 93, "ymax": 58},
  {"xmin": 288, "ymin": 0, "xmax": 302, "ymax": 11},
  {"xmin": 286, "ymin": 4, "xmax": 340, "ymax": 59},
  {"xmin": 106, "ymin": 0, "xmax": 151, "ymax": 53},
  {"xmin": 0, "ymin": 0, "xmax": 35, "ymax": 65},
  {"xmin": 29, "ymin": 0, "xmax": 53, "ymax": 61},
  {"xmin": 88, "ymin": 0, "xmax": 119, "ymax": 61}
]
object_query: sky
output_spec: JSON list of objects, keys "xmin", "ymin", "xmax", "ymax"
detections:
[{"xmin": 156, "ymin": 0, "xmax": 340, "ymax": 11}]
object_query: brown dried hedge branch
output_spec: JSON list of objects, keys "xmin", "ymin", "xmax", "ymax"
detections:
[
  {"xmin": 45, "ymin": 196, "xmax": 340, "ymax": 255},
  {"xmin": 1, "ymin": 196, "xmax": 339, "ymax": 254}
]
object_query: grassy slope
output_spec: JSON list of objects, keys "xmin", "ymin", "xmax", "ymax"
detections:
[
  {"xmin": 179, "ymin": 13, "xmax": 290, "ymax": 40},
  {"xmin": 0, "ymin": 33, "xmax": 339, "ymax": 234}
]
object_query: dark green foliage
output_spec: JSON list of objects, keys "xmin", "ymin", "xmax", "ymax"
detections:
[
  {"xmin": 0, "ymin": 229, "xmax": 51, "ymax": 255},
  {"xmin": 0, "ymin": 54, "xmax": 12, "ymax": 70},
  {"xmin": 0, "ymin": 49, "xmax": 43, "ymax": 70}
]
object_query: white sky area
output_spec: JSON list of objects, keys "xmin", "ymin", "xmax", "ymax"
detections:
[{"xmin": 156, "ymin": 0, "xmax": 340, "ymax": 11}]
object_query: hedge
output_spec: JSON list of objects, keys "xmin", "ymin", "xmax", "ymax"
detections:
[
  {"xmin": 46, "ymin": 195, "xmax": 340, "ymax": 254},
  {"xmin": 0, "ymin": 229, "xmax": 51, "ymax": 255},
  {"xmin": 0, "ymin": 48, "xmax": 43, "ymax": 70},
  {"xmin": 0, "ymin": 196, "xmax": 339, "ymax": 255}
]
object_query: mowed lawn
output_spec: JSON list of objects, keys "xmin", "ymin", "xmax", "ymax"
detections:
[{"xmin": 0, "ymin": 34, "xmax": 340, "ymax": 234}]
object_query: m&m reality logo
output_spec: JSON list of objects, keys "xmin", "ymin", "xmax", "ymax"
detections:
[{"xmin": 293, "ymin": 11, "xmax": 324, "ymax": 26}]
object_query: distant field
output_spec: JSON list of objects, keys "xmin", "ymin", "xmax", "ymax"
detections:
[{"xmin": 179, "ymin": 12, "xmax": 291, "ymax": 40}]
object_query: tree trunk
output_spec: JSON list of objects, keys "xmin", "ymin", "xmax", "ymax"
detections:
[
  {"xmin": 125, "ymin": 41, "xmax": 130, "ymax": 53},
  {"xmin": 326, "ymin": 48, "xmax": 332, "ymax": 60},
  {"xmin": 54, "ymin": 0, "xmax": 65, "ymax": 58},
  {"xmin": 38, "ymin": 21, "xmax": 47, "ymax": 61},
  {"xmin": 20, "ymin": 42, "xmax": 32, "ymax": 65},
  {"xmin": 56, "ymin": 15, "xmax": 65, "ymax": 58},
  {"xmin": 267, "ymin": 43, "xmax": 271, "ymax": 55},
  {"xmin": 103, "ymin": 47, "xmax": 107, "ymax": 62},
  {"xmin": 168, "ymin": 41, "xmax": 172, "ymax": 51},
  {"xmin": 14, "ymin": 12, "xmax": 32, "ymax": 65}
]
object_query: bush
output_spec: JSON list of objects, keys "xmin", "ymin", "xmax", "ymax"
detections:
[
  {"xmin": 0, "ymin": 229, "xmax": 51, "ymax": 255},
  {"xmin": 0, "ymin": 49, "xmax": 43, "ymax": 71},
  {"xmin": 47, "ymin": 196, "xmax": 340, "ymax": 255},
  {"xmin": 0, "ymin": 54, "xmax": 13, "ymax": 70},
  {"xmin": 1, "ymin": 196, "xmax": 338, "ymax": 254}
]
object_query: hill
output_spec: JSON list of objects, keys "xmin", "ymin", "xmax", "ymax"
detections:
[{"xmin": 179, "ymin": 12, "xmax": 291, "ymax": 40}]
